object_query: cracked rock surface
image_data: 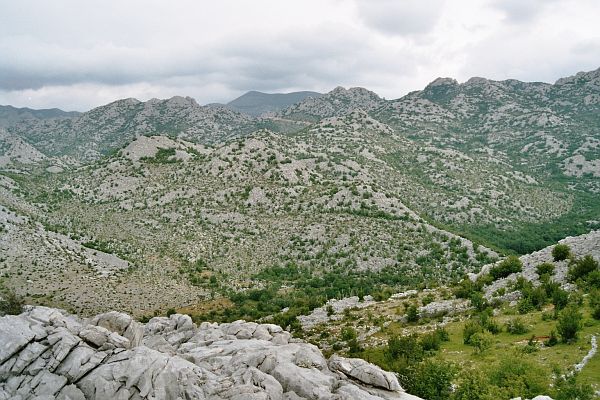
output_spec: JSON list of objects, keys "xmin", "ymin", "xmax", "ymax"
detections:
[{"xmin": 0, "ymin": 306, "xmax": 422, "ymax": 400}]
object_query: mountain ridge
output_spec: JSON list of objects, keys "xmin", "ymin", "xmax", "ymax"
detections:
[{"xmin": 226, "ymin": 90, "xmax": 322, "ymax": 116}]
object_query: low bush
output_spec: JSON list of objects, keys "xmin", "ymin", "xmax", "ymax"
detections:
[
  {"xmin": 552, "ymin": 244, "xmax": 571, "ymax": 261},
  {"xmin": 506, "ymin": 318, "xmax": 529, "ymax": 334},
  {"xmin": 535, "ymin": 262, "xmax": 555, "ymax": 276},
  {"xmin": 489, "ymin": 256, "xmax": 523, "ymax": 280},
  {"xmin": 568, "ymin": 255, "xmax": 598, "ymax": 282},
  {"xmin": 557, "ymin": 306, "xmax": 583, "ymax": 342},
  {"xmin": 0, "ymin": 288, "xmax": 23, "ymax": 315}
]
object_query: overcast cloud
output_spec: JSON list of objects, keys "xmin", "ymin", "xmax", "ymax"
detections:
[{"xmin": 0, "ymin": 0, "xmax": 599, "ymax": 111}]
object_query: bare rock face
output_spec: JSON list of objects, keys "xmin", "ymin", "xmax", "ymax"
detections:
[{"xmin": 0, "ymin": 307, "xmax": 421, "ymax": 400}]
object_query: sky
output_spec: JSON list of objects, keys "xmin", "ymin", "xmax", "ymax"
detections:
[{"xmin": 1, "ymin": 0, "xmax": 599, "ymax": 111}]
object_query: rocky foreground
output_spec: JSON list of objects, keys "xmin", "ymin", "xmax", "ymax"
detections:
[{"xmin": 0, "ymin": 307, "xmax": 421, "ymax": 400}]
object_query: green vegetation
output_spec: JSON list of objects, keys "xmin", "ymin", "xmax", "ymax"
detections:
[
  {"xmin": 569, "ymin": 255, "xmax": 600, "ymax": 282},
  {"xmin": 536, "ymin": 262, "xmax": 555, "ymax": 276},
  {"xmin": 557, "ymin": 306, "xmax": 583, "ymax": 342},
  {"xmin": 553, "ymin": 244, "xmax": 571, "ymax": 261},
  {"xmin": 0, "ymin": 287, "xmax": 23, "ymax": 315},
  {"xmin": 141, "ymin": 148, "xmax": 178, "ymax": 164},
  {"xmin": 489, "ymin": 256, "xmax": 522, "ymax": 280}
]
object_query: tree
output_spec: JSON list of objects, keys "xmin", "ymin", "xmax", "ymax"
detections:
[
  {"xmin": 552, "ymin": 244, "xmax": 571, "ymax": 261},
  {"xmin": 557, "ymin": 306, "xmax": 582, "ymax": 342}
]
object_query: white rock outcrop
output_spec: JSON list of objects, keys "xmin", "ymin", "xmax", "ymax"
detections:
[{"xmin": 0, "ymin": 306, "xmax": 421, "ymax": 400}]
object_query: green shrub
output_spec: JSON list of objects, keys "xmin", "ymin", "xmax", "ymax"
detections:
[
  {"xmin": 489, "ymin": 256, "xmax": 523, "ymax": 280},
  {"xmin": 553, "ymin": 374, "xmax": 594, "ymax": 400},
  {"xmin": 489, "ymin": 357, "xmax": 549, "ymax": 399},
  {"xmin": 463, "ymin": 320, "xmax": 483, "ymax": 345},
  {"xmin": 517, "ymin": 298, "xmax": 534, "ymax": 314},
  {"xmin": 347, "ymin": 338, "xmax": 362, "ymax": 354},
  {"xmin": 536, "ymin": 262, "xmax": 555, "ymax": 276},
  {"xmin": 421, "ymin": 331, "xmax": 441, "ymax": 351},
  {"xmin": 166, "ymin": 308, "xmax": 177, "ymax": 317},
  {"xmin": 401, "ymin": 359, "xmax": 456, "ymax": 400},
  {"xmin": 434, "ymin": 327, "xmax": 450, "ymax": 342},
  {"xmin": 0, "ymin": 288, "xmax": 24, "ymax": 315},
  {"xmin": 453, "ymin": 368, "xmax": 493, "ymax": 400},
  {"xmin": 552, "ymin": 244, "xmax": 571, "ymax": 261},
  {"xmin": 505, "ymin": 318, "xmax": 529, "ymax": 334},
  {"xmin": 386, "ymin": 334, "xmax": 424, "ymax": 364},
  {"xmin": 422, "ymin": 293, "xmax": 435, "ymax": 306},
  {"xmin": 568, "ymin": 255, "xmax": 599, "ymax": 282},
  {"xmin": 471, "ymin": 331, "xmax": 494, "ymax": 353},
  {"xmin": 584, "ymin": 269, "xmax": 600, "ymax": 288},
  {"xmin": 551, "ymin": 287, "xmax": 570, "ymax": 310},
  {"xmin": 470, "ymin": 292, "xmax": 488, "ymax": 311},
  {"xmin": 341, "ymin": 327, "xmax": 357, "ymax": 341},
  {"xmin": 557, "ymin": 306, "xmax": 583, "ymax": 342},
  {"xmin": 406, "ymin": 305, "xmax": 419, "ymax": 323},
  {"xmin": 544, "ymin": 330, "xmax": 558, "ymax": 347}
]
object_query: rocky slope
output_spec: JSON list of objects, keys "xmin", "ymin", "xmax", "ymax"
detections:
[
  {"xmin": 1, "ymin": 113, "xmax": 505, "ymax": 315},
  {"xmin": 373, "ymin": 68, "xmax": 600, "ymax": 188},
  {"xmin": 275, "ymin": 87, "xmax": 384, "ymax": 122},
  {"xmin": 0, "ymin": 306, "xmax": 422, "ymax": 400},
  {"xmin": 477, "ymin": 229, "xmax": 600, "ymax": 297}
]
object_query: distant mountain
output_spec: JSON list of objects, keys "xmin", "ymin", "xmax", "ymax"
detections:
[
  {"xmin": 226, "ymin": 90, "xmax": 321, "ymax": 116},
  {"xmin": 5, "ymin": 96, "xmax": 257, "ymax": 161},
  {"xmin": 0, "ymin": 105, "xmax": 80, "ymax": 128},
  {"xmin": 275, "ymin": 86, "xmax": 384, "ymax": 122}
]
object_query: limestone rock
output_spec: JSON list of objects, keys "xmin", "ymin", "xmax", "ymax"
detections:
[
  {"xmin": 329, "ymin": 355, "xmax": 401, "ymax": 391},
  {"xmin": 0, "ymin": 307, "xmax": 422, "ymax": 400}
]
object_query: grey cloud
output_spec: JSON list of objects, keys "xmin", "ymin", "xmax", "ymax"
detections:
[
  {"xmin": 491, "ymin": 0, "xmax": 559, "ymax": 23},
  {"xmin": 355, "ymin": 0, "xmax": 445, "ymax": 36}
]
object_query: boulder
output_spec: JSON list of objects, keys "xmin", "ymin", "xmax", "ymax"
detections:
[{"xmin": 329, "ymin": 355, "xmax": 401, "ymax": 391}]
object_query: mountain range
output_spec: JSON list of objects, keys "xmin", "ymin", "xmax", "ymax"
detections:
[{"xmin": 0, "ymin": 67, "xmax": 599, "ymax": 316}]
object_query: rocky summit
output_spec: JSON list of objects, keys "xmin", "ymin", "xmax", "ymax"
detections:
[{"xmin": 0, "ymin": 306, "xmax": 421, "ymax": 400}]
